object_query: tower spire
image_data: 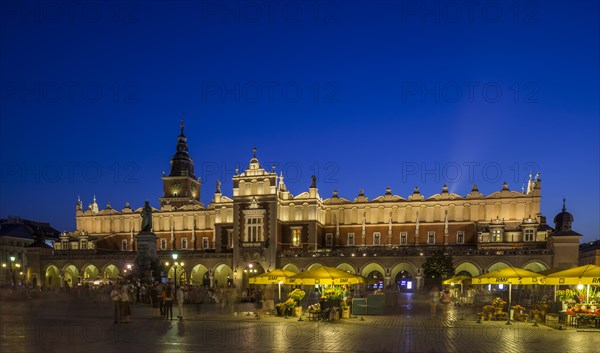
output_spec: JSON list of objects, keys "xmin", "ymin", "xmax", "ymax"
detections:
[
  {"xmin": 562, "ymin": 197, "xmax": 566, "ymax": 212},
  {"xmin": 253, "ymin": 146, "xmax": 257, "ymax": 158},
  {"xmin": 180, "ymin": 112, "xmax": 185, "ymax": 136}
]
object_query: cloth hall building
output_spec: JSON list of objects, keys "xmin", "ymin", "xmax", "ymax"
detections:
[{"xmin": 26, "ymin": 123, "xmax": 583, "ymax": 290}]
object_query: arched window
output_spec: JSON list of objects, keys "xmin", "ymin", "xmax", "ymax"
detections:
[{"xmin": 121, "ymin": 239, "xmax": 128, "ymax": 251}]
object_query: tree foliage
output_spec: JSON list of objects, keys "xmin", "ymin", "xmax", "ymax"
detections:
[{"xmin": 422, "ymin": 250, "xmax": 455, "ymax": 286}]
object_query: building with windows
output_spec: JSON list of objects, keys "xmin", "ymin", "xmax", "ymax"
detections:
[
  {"xmin": 27, "ymin": 122, "xmax": 584, "ymax": 290},
  {"xmin": 579, "ymin": 240, "xmax": 600, "ymax": 266},
  {"xmin": 0, "ymin": 217, "xmax": 59, "ymax": 286}
]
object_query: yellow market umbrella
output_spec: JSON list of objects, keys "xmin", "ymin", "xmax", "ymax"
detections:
[
  {"xmin": 544, "ymin": 264, "xmax": 600, "ymax": 285},
  {"xmin": 249, "ymin": 269, "xmax": 298, "ymax": 301},
  {"xmin": 442, "ymin": 275, "xmax": 472, "ymax": 293},
  {"xmin": 472, "ymin": 267, "xmax": 545, "ymax": 324},
  {"xmin": 442, "ymin": 275, "xmax": 472, "ymax": 285},
  {"xmin": 249, "ymin": 269, "xmax": 297, "ymax": 285},
  {"xmin": 286, "ymin": 265, "xmax": 364, "ymax": 286},
  {"xmin": 472, "ymin": 267, "xmax": 545, "ymax": 285},
  {"xmin": 545, "ymin": 264, "xmax": 600, "ymax": 303}
]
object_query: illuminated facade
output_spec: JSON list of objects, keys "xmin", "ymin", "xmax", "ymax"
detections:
[{"xmin": 28, "ymin": 123, "xmax": 583, "ymax": 289}]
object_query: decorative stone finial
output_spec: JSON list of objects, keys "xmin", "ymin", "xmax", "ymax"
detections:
[
  {"xmin": 472, "ymin": 184, "xmax": 478, "ymax": 191},
  {"xmin": 310, "ymin": 175, "xmax": 317, "ymax": 188},
  {"xmin": 442, "ymin": 184, "xmax": 448, "ymax": 193},
  {"xmin": 385, "ymin": 186, "xmax": 391, "ymax": 195},
  {"xmin": 332, "ymin": 189, "xmax": 339, "ymax": 198},
  {"xmin": 216, "ymin": 180, "xmax": 222, "ymax": 193},
  {"xmin": 502, "ymin": 181, "xmax": 509, "ymax": 190},
  {"xmin": 253, "ymin": 146, "xmax": 257, "ymax": 158},
  {"xmin": 413, "ymin": 186, "xmax": 420, "ymax": 194},
  {"xmin": 359, "ymin": 189, "xmax": 365, "ymax": 196}
]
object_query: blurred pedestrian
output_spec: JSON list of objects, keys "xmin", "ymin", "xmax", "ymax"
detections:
[
  {"xmin": 430, "ymin": 287, "xmax": 440, "ymax": 315},
  {"xmin": 441, "ymin": 290, "xmax": 451, "ymax": 314},
  {"xmin": 110, "ymin": 284, "xmax": 122, "ymax": 323},
  {"xmin": 176, "ymin": 286, "xmax": 185, "ymax": 319},
  {"xmin": 163, "ymin": 285, "xmax": 174, "ymax": 320},
  {"xmin": 121, "ymin": 284, "xmax": 132, "ymax": 323}
]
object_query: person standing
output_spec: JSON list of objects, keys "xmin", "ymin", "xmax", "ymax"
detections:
[
  {"xmin": 111, "ymin": 284, "xmax": 122, "ymax": 323},
  {"xmin": 121, "ymin": 284, "xmax": 132, "ymax": 323},
  {"xmin": 159, "ymin": 284, "xmax": 166, "ymax": 317},
  {"xmin": 430, "ymin": 287, "xmax": 440, "ymax": 316},
  {"xmin": 441, "ymin": 290, "xmax": 451, "ymax": 315},
  {"xmin": 150, "ymin": 283, "xmax": 160, "ymax": 317},
  {"xmin": 176, "ymin": 286, "xmax": 185, "ymax": 319},
  {"xmin": 163, "ymin": 285, "xmax": 174, "ymax": 320}
]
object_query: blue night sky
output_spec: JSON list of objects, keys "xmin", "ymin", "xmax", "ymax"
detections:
[{"xmin": 1, "ymin": 1, "xmax": 598, "ymax": 242}]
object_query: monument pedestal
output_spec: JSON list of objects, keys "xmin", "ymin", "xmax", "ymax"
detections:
[{"xmin": 136, "ymin": 231, "xmax": 159, "ymax": 259}]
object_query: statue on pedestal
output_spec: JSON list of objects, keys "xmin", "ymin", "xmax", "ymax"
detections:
[{"xmin": 141, "ymin": 201, "xmax": 153, "ymax": 232}]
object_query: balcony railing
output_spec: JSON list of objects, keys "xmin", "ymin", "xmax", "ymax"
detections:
[{"xmin": 278, "ymin": 246, "xmax": 553, "ymax": 258}]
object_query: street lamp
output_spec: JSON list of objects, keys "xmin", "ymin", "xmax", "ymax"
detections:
[
  {"xmin": 172, "ymin": 253, "xmax": 178, "ymax": 286},
  {"xmin": 9, "ymin": 256, "xmax": 16, "ymax": 287}
]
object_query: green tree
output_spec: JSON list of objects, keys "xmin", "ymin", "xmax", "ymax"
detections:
[{"xmin": 422, "ymin": 250, "xmax": 455, "ymax": 287}]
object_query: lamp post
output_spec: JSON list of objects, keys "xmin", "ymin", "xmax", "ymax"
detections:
[
  {"xmin": 10, "ymin": 256, "xmax": 15, "ymax": 287},
  {"xmin": 1, "ymin": 263, "xmax": 6, "ymax": 286},
  {"xmin": 172, "ymin": 253, "xmax": 178, "ymax": 286}
]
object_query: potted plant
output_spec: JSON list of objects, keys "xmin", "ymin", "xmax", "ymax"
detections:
[
  {"xmin": 556, "ymin": 289, "xmax": 575, "ymax": 311},
  {"xmin": 341, "ymin": 301, "xmax": 350, "ymax": 319},
  {"xmin": 284, "ymin": 298, "xmax": 296, "ymax": 317},
  {"xmin": 483, "ymin": 305, "xmax": 494, "ymax": 320},
  {"xmin": 511, "ymin": 304, "xmax": 526, "ymax": 321},
  {"xmin": 275, "ymin": 302, "xmax": 287, "ymax": 317},
  {"xmin": 288, "ymin": 289, "xmax": 306, "ymax": 317}
]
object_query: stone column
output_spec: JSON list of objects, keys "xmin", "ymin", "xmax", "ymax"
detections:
[{"xmin": 415, "ymin": 275, "xmax": 423, "ymax": 290}]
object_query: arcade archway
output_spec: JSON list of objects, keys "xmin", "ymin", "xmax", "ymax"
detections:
[{"xmin": 190, "ymin": 264, "xmax": 209, "ymax": 286}]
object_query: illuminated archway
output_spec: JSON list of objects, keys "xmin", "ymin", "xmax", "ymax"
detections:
[
  {"xmin": 213, "ymin": 263, "xmax": 234, "ymax": 287},
  {"xmin": 190, "ymin": 264, "xmax": 209, "ymax": 286},
  {"xmin": 335, "ymin": 263, "xmax": 357, "ymax": 274},
  {"xmin": 81, "ymin": 264, "xmax": 100, "ymax": 280},
  {"xmin": 167, "ymin": 265, "xmax": 187, "ymax": 285},
  {"xmin": 389, "ymin": 262, "xmax": 418, "ymax": 281},
  {"xmin": 522, "ymin": 261, "xmax": 548, "ymax": 273},
  {"xmin": 361, "ymin": 262, "xmax": 386, "ymax": 290},
  {"xmin": 242, "ymin": 261, "xmax": 265, "ymax": 287},
  {"xmin": 45, "ymin": 265, "xmax": 60, "ymax": 288},
  {"xmin": 62, "ymin": 264, "xmax": 79, "ymax": 287},
  {"xmin": 454, "ymin": 261, "xmax": 481, "ymax": 277},
  {"xmin": 102, "ymin": 264, "xmax": 120, "ymax": 279},
  {"xmin": 306, "ymin": 263, "xmax": 324, "ymax": 271},
  {"xmin": 390, "ymin": 262, "xmax": 418, "ymax": 292},
  {"xmin": 487, "ymin": 261, "xmax": 512, "ymax": 273},
  {"xmin": 282, "ymin": 263, "xmax": 300, "ymax": 274}
]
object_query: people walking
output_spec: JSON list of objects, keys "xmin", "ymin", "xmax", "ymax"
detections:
[
  {"xmin": 150, "ymin": 283, "xmax": 160, "ymax": 317},
  {"xmin": 163, "ymin": 285, "xmax": 174, "ymax": 320},
  {"xmin": 176, "ymin": 286, "xmax": 184, "ymax": 319},
  {"xmin": 430, "ymin": 287, "xmax": 440, "ymax": 315},
  {"xmin": 159, "ymin": 284, "xmax": 166, "ymax": 317},
  {"xmin": 121, "ymin": 284, "xmax": 132, "ymax": 323},
  {"xmin": 110, "ymin": 284, "xmax": 122, "ymax": 323},
  {"xmin": 441, "ymin": 290, "xmax": 451, "ymax": 315}
]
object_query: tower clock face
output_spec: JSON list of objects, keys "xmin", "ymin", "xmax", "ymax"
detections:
[{"xmin": 170, "ymin": 182, "xmax": 181, "ymax": 193}]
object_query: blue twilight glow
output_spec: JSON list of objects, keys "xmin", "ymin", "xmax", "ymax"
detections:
[{"xmin": 0, "ymin": 1, "xmax": 598, "ymax": 242}]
